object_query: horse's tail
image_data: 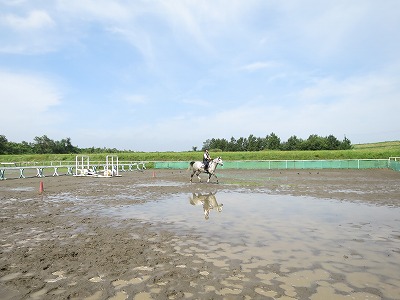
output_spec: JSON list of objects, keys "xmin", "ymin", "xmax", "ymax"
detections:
[{"xmin": 188, "ymin": 161, "xmax": 195, "ymax": 171}]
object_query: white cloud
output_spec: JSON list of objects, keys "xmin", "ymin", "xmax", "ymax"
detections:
[
  {"xmin": 239, "ymin": 61, "xmax": 278, "ymax": 72},
  {"xmin": 275, "ymin": 72, "xmax": 400, "ymax": 142},
  {"xmin": 0, "ymin": 7, "xmax": 59, "ymax": 54},
  {"xmin": 1, "ymin": 1, "xmax": 399, "ymax": 150},
  {"xmin": 181, "ymin": 98, "xmax": 211, "ymax": 107},
  {"xmin": 0, "ymin": 71, "xmax": 62, "ymax": 139},
  {"xmin": 122, "ymin": 94, "xmax": 147, "ymax": 105},
  {"xmin": 1, "ymin": 10, "xmax": 54, "ymax": 31},
  {"xmin": 159, "ymin": 70, "xmax": 400, "ymax": 146},
  {"xmin": 56, "ymin": 0, "xmax": 131, "ymax": 22},
  {"xmin": 297, "ymin": 73, "xmax": 398, "ymax": 105},
  {"xmin": 107, "ymin": 26, "xmax": 156, "ymax": 67}
]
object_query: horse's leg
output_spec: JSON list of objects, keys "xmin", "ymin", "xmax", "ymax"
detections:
[
  {"xmin": 190, "ymin": 171, "xmax": 194, "ymax": 183},
  {"xmin": 208, "ymin": 173, "xmax": 218, "ymax": 183},
  {"xmin": 207, "ymin": 172, "xmax": 212, "ymax": 183},
  {"xmin": 196, "ymin": 171, "xmax": 202, "ymax": 182}
]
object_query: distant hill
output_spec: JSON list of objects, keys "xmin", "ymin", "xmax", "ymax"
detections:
[{"xmin": 353, "ymin": 141, "xmax": 400, "ymax": 150}]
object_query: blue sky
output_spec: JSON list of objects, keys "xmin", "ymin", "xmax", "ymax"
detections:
[{"xmin": 1, "ymin": 1, "xmax": 399, "ymax": 151}]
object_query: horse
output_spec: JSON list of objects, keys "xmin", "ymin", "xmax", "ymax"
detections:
[
  {"xmin": 189, "ymin": 192, "xmax": 223, "ymax": 219},
  {"xmin": 188, "ymin": 157, "xmax": 223, "ymax": 183}
]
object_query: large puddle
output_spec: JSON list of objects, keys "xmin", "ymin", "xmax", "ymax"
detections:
[{"xmin": 105, "ymin": 191, "xmax": 400, "ymax": 299}]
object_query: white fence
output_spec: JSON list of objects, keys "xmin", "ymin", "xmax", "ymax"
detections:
[{"xmin": 0, "ymin": 158, "xmax": 146, "ymax": 180}]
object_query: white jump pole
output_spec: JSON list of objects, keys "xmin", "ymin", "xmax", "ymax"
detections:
[
  {"xmin": 106, "ymin": 155, "xmax": 119, "ymax": 176},
  {"xmin": 75, "ymin": 155, "xmax": 90, "ymax": 176}
]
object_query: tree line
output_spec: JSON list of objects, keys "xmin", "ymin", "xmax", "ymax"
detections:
[
  {"xmin": 1, "ymin": 133, "xmax": 352, "ymax": 155},
  {"xmin": 201, "ymin": 133, "xmax": 352, "ymax": 152},
  {"xmin": 0, "ymin": 135, "xmax": 125, "ymax": 155}
]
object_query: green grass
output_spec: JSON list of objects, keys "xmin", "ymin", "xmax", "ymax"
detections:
[
  {"xmin": 353, "ymin": 140, "xmax": 400, "ymax": 150},
  {"xmin": 1, "ymin": 141, "xmax": 399, "ymax": 164}
]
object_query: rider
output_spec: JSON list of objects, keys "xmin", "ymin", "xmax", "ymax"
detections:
[{"xmin": 203, "ymin": 149, "xmax": 212, "ymax": 172}]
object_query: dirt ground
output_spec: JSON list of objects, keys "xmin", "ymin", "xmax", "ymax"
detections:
[{"xmin": 1, "ymin": 168, "xmax": 399, "ymax": 299}]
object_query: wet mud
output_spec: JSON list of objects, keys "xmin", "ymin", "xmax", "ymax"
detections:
[{"xmin": 1, "ymin": 169, "xmax": 400, "ymax": 299}]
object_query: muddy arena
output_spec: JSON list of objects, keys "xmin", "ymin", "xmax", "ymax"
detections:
[{"xmin": 1, "ymin": 168, "xmax": 400, "ymax": 300}]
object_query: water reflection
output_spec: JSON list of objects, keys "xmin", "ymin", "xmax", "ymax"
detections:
[
  {"xmin": 189, "ymin": 192, "xmax": 223, "ymax": 220},
  {"xmin": 100, "ymin": 191, "xmax": 400, "ymax": 298}
]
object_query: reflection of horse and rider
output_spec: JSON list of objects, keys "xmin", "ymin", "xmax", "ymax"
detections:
[
  {"xmin": 189, "ymin": 192, "xmax": 223, "ymax": 220},
  {"xmin": 188, "ymin": 149, "xmax": 224, "ymax": 183}
]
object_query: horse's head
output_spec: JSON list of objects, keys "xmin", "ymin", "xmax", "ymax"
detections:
[{"xmin": 214, "ymin": 156, "xmax": 223, "ymax": 166}]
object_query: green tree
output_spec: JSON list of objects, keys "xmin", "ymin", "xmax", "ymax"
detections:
[
  {"xmin": 339, "ymin": 136, "xmax": 352, "ymax": 150},
  {"xmin": 326, "ymin": 135, "xmax": 340, "ymax": 150},
  {"xmin": 0, "ymin": 135, "xmax": 8, "ymax": 154},
  {"xmin": 302, "ymin": 134, "xmax": 327, "ymax": 150},
  {"xmin": 265, "ymin": 132, "xmax": 281, "ymax": 150},
  {"xmin": 53, "ymin": 138, "xmax": 78, "ymax": 154},
  {"xmin": 236, "ymin": 137, "xmax": 246, "ymax": 151},
  {"xmin": 202, "ymin": 139, "xmax": 211, "ymax": 151},
  {"xmin": 246, "ymin": 134, "xmax": 258, "ymax": 151},
  {"xmin": 200, "ymin": 133, "xmax": 352, "ymax": 152},
  {"xmin": 33, "ymin": 135, "xmax": 56, "ymax": 154},
  {"xmin": 283, "ymin": 135, "xmax": 302, "ymax": 150},
  {"xmin": 7, "ymin": 141, "xmax": 33, "ymax": 154},
  {"xmin": 227, "ymin": 137, "xmax": 238, "ymax": 151},
  {"xmin": 215, "ymin": 138, "xmax": 229, "ymax": 151}
]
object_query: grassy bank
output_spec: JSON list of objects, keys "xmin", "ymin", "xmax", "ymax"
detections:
[
  {"xmin": 353, "ymin": 140, "xmax": 400, "ymax": 150},
  {"xmin": 1, "ymin": 141, "xmax": 399, "ymax": 164}
]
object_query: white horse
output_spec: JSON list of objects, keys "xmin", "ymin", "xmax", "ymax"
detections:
[{"xmin": 188, "ymin": 157, "xmax": 223, "ymax": 183}]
